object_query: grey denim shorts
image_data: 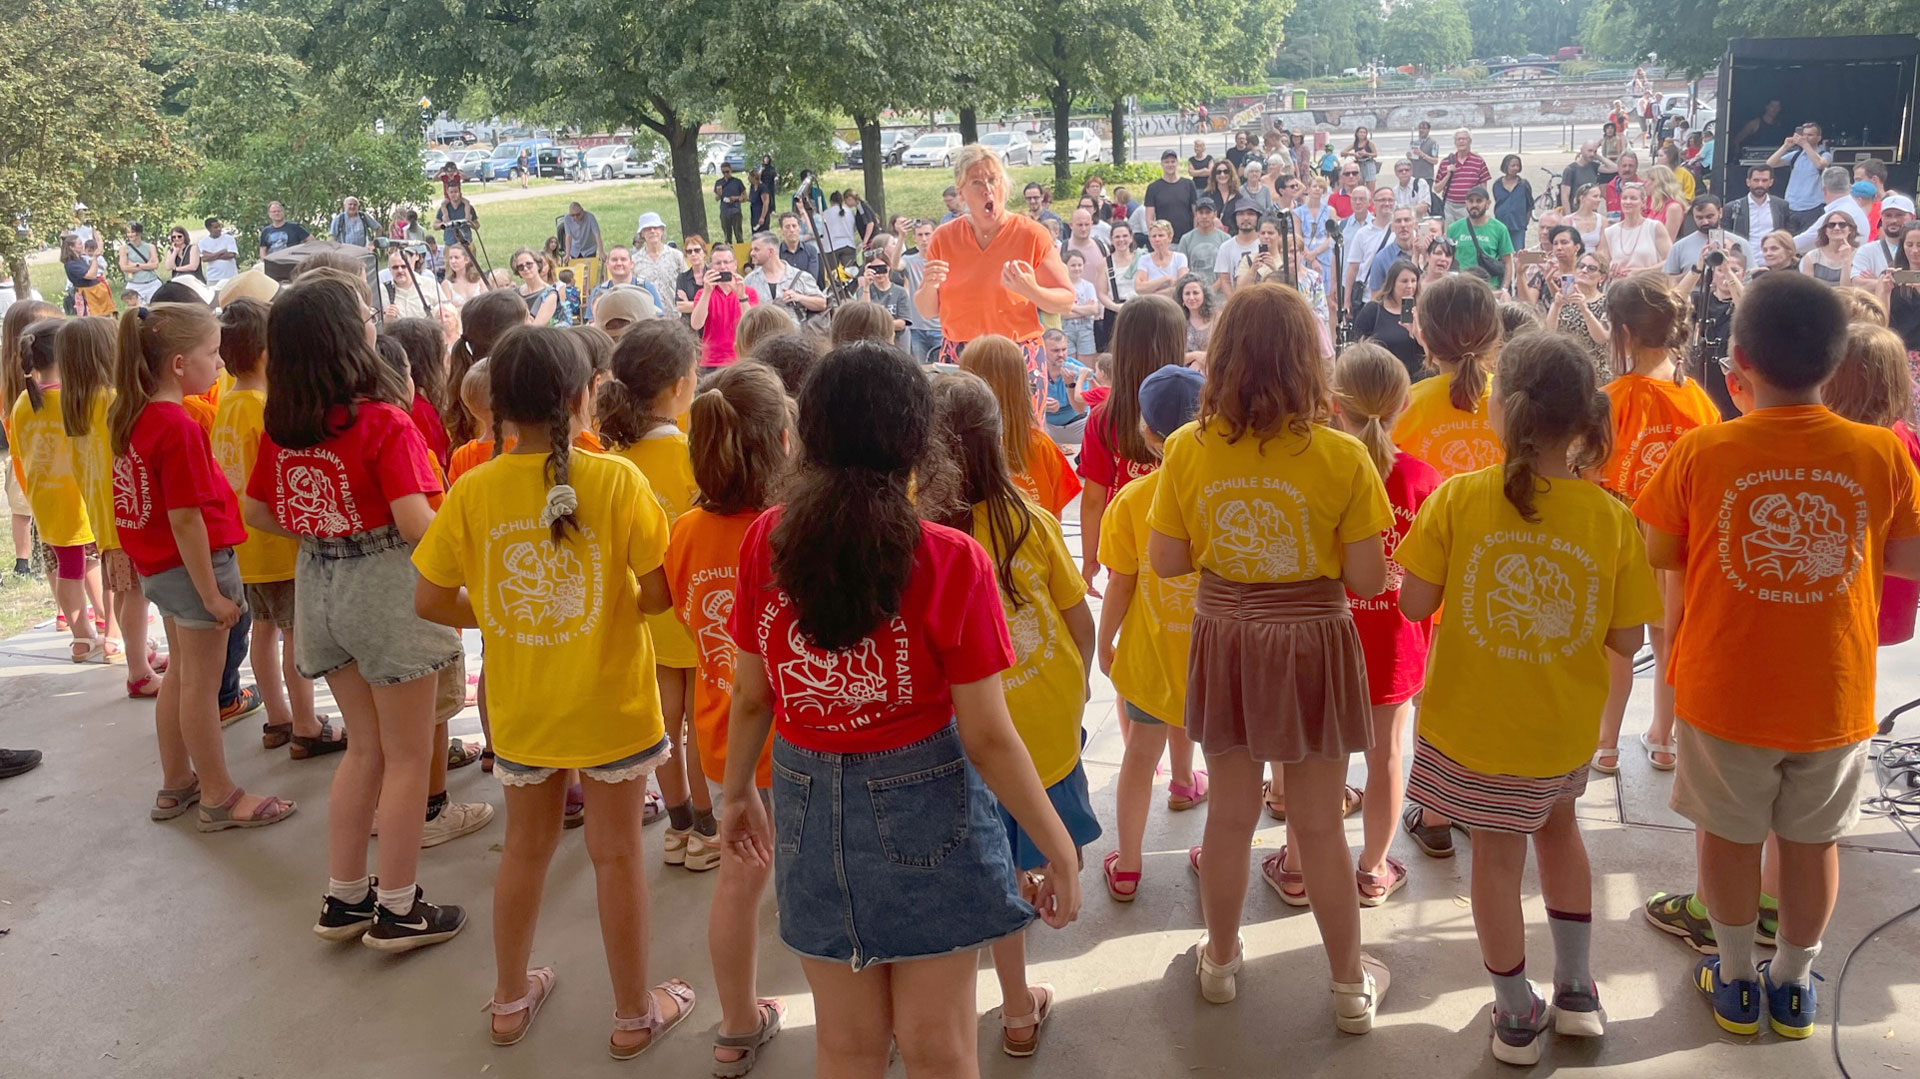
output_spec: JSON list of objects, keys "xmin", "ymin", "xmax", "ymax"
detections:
[
  {"xmin": 295, "ymin": 525, "xmax": 461, "ymax": 686},
  {"xmin": 139, "ymin": 548, "xmax": 247, "ymax": 630}
]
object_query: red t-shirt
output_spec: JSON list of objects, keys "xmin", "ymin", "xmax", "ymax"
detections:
[
  {"xmin": 728, "ymin": 510, "xmax": 1016, "ymax": 753},
  {"xmin": 409, "ymin": 391, "xmax": 452, "ymax": 470},
  {"xmin": 245, "ymin": 401, "xmax": 441, "ymax": 536},
  {"xmin": 1081, "ymin": 385, "xmax": 1111, "ymax": 409},
  {"xmin": 1077, "ymin": 401, "xmax": 1159, "ymax": 492},
  {"xmin": 1329, "ymin": 192, "xmax": 1354, "ymax": 219},
  {"xmin": 1349, "ymin": 452, "xmax": 1441, "ymax": 705},
  {"xmin": 698, "ymin": 288, "xmax": 758, "ymax": 367},
  {"xmin": 1883, "ymin": 421, "xmax": 1920, "ymax": 645},
  {"xmin": 113, "ymin": 401, "xmax": 248, "ymax": 576}
]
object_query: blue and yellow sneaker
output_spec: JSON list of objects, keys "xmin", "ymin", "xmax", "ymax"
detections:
[
  {"xmin": 1694, "ymin": 955, "xmax": 1762, "ymax": 1035},
  {"xmin": 1759, "ymin": 961, "xmax": 1821, "ymax": 1039}
]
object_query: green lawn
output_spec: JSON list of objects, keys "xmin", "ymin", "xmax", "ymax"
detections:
[{"xmin": 26, "ymin": 165, "xmax": 1061, "ymax": 300}]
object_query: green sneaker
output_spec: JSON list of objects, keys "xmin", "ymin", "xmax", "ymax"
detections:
[{"xmin": 1644, "ymin": 891, "xmax": 1780, "ymax": 953}]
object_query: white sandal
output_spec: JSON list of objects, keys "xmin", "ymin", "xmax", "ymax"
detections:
[
  {"xmin": 1331, "ymin": 953, "xmax": 1391, "ymax": 1034},
  {"xmin": 1196, "ymin": 935, "xmax": 1243, "ymax": 1004},
  {"xmin": 1639, "ymin": 731, "xmax": 1678, "ymax": 772},
  {"xmin": 484, "ymin": 966, "xmax": 556, "ymax": 1047},
  {"xmin": 1590, "ymin": 746, "xmax": 1621, "ymax": 775}
]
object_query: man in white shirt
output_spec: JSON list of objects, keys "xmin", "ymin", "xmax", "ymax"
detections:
[
  {"xmin": 1853, "ymin": 194, "xmax": 1915, "ymax": 277},
  {"xmin": 1212, "ymin": 200, "xmax": 1263, "ymax": 296},
  {"xmin": 820, "ymin": 193, "xmax": 862, "ymax": 278},
  {"xmin": 197, "ymin": 217, "xmax": 240, "ymax": 287},
  {"xmin": 1724, "ymin": 164, "xmax": 1788, "ymax": 253},
  {"xmin": 1342, "ymin": 187, "xmax": 1396, "ymax": 315},
  {"xmin": 743, "ymin": 232, "xmax": 828, "ymax": 323},
  {"xmin": 1793, "ymin": 168, "xmax": 1871, "ymax": 253},
  {"xmin": 1389, "ymin": 161, "xmax": 1431, "ymax": 214}
]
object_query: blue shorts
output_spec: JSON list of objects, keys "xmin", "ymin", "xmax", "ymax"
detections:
[
  {"xmin": 771, "ymin": 724, "xmax": 1033, "ymax": 970},
  {"xmin": 997, "ymin": 759, "xmax": 1104, "ymax": 871},
  {"xmin": 1122, "ymin": 700, "xmax": 1170, "ymax": 726}
]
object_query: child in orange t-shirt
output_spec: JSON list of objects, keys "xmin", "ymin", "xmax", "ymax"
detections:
[
  {"xmin": 446, "ymin": 360, "xmax": 496, "ymax": 486},
  {"xmin": 1635, "ymin": 273, "xmax": 1920, "ymax": 1040},
  {"xmin": 1593, "ymin": 273, "xmax": 1722, "ymax": 775},
  {"xmin": 661, "ymin": 362, "xmax": 789, "ymax": 1071}
]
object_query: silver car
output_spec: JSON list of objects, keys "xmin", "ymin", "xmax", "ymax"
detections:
[{"xmin": 980, "ymin": 131, "xmax": 1031, "ymax": 165}]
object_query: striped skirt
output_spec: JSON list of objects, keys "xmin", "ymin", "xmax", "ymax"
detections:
[{"xmin": 1407, "ymin": 737, "xmax": 1589, "ymax": 835}]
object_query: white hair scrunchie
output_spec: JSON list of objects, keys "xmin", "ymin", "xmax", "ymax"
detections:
[{"xmin": 539, "ymin": 484, "xmax": 579, "ymax": 527}]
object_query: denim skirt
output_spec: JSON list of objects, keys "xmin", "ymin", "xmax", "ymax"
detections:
[{"xmin": 771, "ymin": 724, "xmax": 1034, "ymax": 970}]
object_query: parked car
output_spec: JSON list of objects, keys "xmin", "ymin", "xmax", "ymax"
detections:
[
  {"xmin": 903, "ymin": 132, "xmax": 963, "ymax": 168},
  {"xmin": 1041, "ymin": 127, "xmax": 1104, "ymax": 165},
  {"xmin": 421, "ymin": 150, "xmax": 451, "ymax": 178},
  {"xmin": 622, "ymin": 147, "xmax": 668, "ymax": 178},
  {"xmin": 483, "ymin": 138, "xmax": 555, "ymax": 180},
  {"xmin": 700, "ymin": 140, "xmax": 748, "ymax": 175},
  {"xmin": 534, "ymin": 146, "xmax": 583, "ymax": 180},
  {"xmin": 1659, "ymin": 92, "xmax": 1716, "ymax": 129},
  {"xmin": 443, "ymin": 149, "xmax": 489, "ymax": 182},
  {"xmin": 979, "ymin": 131, "xmax": 1031, "ymax": 165},
  {"xmin": 842, "ymin": 131, "xmax": 910, "ymax": 169},
  {"xmin": 582, "ymin": 143, "xmax": 634, "ymax": 180}
]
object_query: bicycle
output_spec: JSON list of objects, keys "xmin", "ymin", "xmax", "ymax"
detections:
[{"xmin": 1535, "ymin": 167, "xmax": 1564, "ymax": 214}]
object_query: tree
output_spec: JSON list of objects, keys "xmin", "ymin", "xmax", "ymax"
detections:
[
  {"xmin": 1270, "ymin": 0, "xmax": 1382, "ymax": 78},
  {"xmin": 1585, "ymin": 0, "xmax": 1920, "ymax": 75},
  {"xmin": 1460, "ymin": 0, "xmax": 1590, "ymax": 59},
  {"xmin": 1382, "ymin": 0, "xmax": 1473, "ymax": 71},
  {"xmin": 0, "ymin": 0, "xmax": 182, "ymax": 287}
]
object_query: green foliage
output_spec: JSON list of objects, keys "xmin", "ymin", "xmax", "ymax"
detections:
[
  {"xmin": 1460, "ymin": 0, "xmax": 1589, "ymax": 60},
  {"xmin": 193, "ymin": 122, "xmax": 429, "ymax": 249},
  {"xmin": 1053, "ymin": 161, "xmax": 1163, "ymax": 200},
  {"xmin": 1382, "ymin": 0, "xmax": 1473, "ymax": 70},
  {"xmin": 0, "ymin": 0, "xmax": 184, "ymax": 278}
]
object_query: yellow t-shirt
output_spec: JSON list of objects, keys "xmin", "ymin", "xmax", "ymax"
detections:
[
  {"xmin": 969, "ymin": 500, "xmax": 1088, "ymax": 786},
  {"xmin": 413, "ymin": 450, "xmax": 672, "ymax": 768},
  {"xmin": 1392, "ymin": 372, "xmax": 1503, "ymax": 478},
  {"xmin": 67, "ymin": 393, "xmax": 119, "ymax": 553},
  {"xmin": 1148, "ymin": 419, "xmax": 1392, "ymax": 583},
  {"xmin": 1099, "ymin": 470, "xmax": 1196, "ymax": 726},
  {"xmin": 11, "ymin": 388, "xmax": 93, "ymax": 547},
  {"xmin": 1396, "ymin": 466, "xmax": 1664, "ymax": 777},
  {"xmin": 611, "ymin": 430, "xmax": 701, "ymax": 670},
  {"xmin": 211, "ymin": 389, "xmax": 299, "ymax": 583}
]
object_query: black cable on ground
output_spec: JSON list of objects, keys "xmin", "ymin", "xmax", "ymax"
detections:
[{"xmin": 1830, "ymin": 736, "xmax": 1920, "ymax": 1079}]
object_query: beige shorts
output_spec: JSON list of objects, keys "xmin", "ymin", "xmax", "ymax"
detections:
[
  {"xmin": 1670, "ymin": 720, "xmax": 1870, "ymax": 845},
  {"xmin": 434, "ymin": 651, "xmax": 468, "ymax": 724},
  {"xmin": 1, "ymin": 455, "xmax": 20, "ymax": 518}
]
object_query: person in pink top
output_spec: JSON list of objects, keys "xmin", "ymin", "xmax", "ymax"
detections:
[{"xmin": 690, "ymin": 245, "xmax": 758, "ymax": 368}]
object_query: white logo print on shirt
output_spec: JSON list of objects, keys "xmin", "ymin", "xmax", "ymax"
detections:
[
  {"xmin": 210, "ymin": 423, "xmax": 246, "ymax": 491},
  {"xmin": 1458, "ymin": 531, "xmax": 1601, "ymax": 663},
  {"xmin": 275, "ymin": 449, "xmax": 363, "ymax": 535},
  {"xmin": 112, "ymin": 451, "xmax": 151, "ymax": 530},
  {"xmin": 697, "ymin": 589, "xmax": 736, "ymax": 693},
  {"xmin": 775, "ymin": 620, "xmax": 892, "ymax": 718},
  {"xmin": 486, "ymin": 518, "xmax": 605, "ymax": 645},
  {"xmin": 1715, "ymin": 469, "xmax": 1866, "ymax": 604},
  {"xmin": 1487, "ymin": 553, "xmax": 1578, "ymax": 643}
]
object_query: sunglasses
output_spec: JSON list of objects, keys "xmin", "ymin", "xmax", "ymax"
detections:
[
  {"xmin": 1576, "ymin": 262, "xmax": 1601, "ymax": 272},
  {"xmin": 513, "ymin": 261, "xmax": 535, "ymax": 271},
  {"xmin": 1429, "ymin": 239, "xmax": 1457, "ymax": 253},
  {"xmin": 1342, "ymin": 171, "xmax": 1359, "ymax": 177},
  {"xmin": 1827, "ymin": 221, "xmax": 1855, "ymax": 230}
]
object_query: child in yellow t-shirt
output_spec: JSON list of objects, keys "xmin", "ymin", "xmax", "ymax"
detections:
[
  {"xmin": 58, "ymin": 317, "xmax": 165, "ymax": 691},
  {"xmin": 413, "ymin": 325, "xmax": 688, "ymax": 1052},
  {"xmin": 1636, "ymin": 275, "xmax": 1920, "ymax": 1040},
  {"xmin": 13, "ymin": 315, "xmax": 107, "ymax": 661},
  {"xmin": 1393, "ymin": 275, "xmax": 1504, "ymax": 478},
  {"xmin": 213, "ymin": 300, "xmax": 338, "ymax": 755},
  {"xmin": 1397, "ymin": 332, "xmax": 1661, "ymax": 1064},
  {"xmin": 600, "ymin": 320, "xmax": 713, "ymax": 870},
  {"xmin": 662, "ymin": 361, "xmax": 792, "ymax": 1071},
  {"xmin": 1095, "ymin": 365, "xmax": 1202, "ymax": 904},
  {"xmin": 930, "ymin": 370, "xmax": 1096, "ymax": 1057}
]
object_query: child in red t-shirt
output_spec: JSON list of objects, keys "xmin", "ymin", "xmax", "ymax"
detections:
[
  {"xmin": 719, "ymin": 343, "xmax": 1081, "ymax": 1067},
  {"xmin": 242, "ymin": 275, "xmax": 467, "ymax": 953},
  {"xmin": 663, "ymin": 362, "xmax": 792, "ymax": 1072},
  {"xmin": 110, "ymin": 304, "xmax": 295, "ymax": 832}
]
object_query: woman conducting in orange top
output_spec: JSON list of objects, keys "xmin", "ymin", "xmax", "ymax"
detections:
[{"xmin": 915, "ymin": 145, "xmax": 1078, "ymax": 392}]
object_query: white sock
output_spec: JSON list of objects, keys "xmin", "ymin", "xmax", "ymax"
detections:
[
  {"xmin": 1708, "ymin": 917, "xmax": 1760, "ymax": 982},
  {"xmin": 1769, "ymin": 936, "xmax": 1822, "ymax": 986},
  {"xmin": 327, "ymin": 876, "xmax": 371, "ymax": 904},
  {"xmin": 376, "ymin": 882, "xmax": 417, "ymax": 914}
]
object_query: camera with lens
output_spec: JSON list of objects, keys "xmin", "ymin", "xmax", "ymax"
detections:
[{"xmin": 1703, "ymin": 249, "xmax": 1727, "ymax": 269}]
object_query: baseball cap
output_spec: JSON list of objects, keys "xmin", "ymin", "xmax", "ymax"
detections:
[
  {"xmin": 635, "ymin": 211, "xmax": 666, "ymax": 231},
  {"xmin": 1465, "ymin": 185, "xmax": 1492, "ymax": 201},
  {"xmin": 1882, "ymin": 192, "xmax": 1916, "ymax": 214},
  {"xmin": 1195, "ymin": 196, "xmax": 1219, "ymax": 213},
  {"xmin": 1138, "ymin": 365, "xmax": 1205, "ymax": 439},
  {"xmin": 1852, "ymin": 180, "xmax": 1878, "ymax": 199},
  {"xmin": 1161, "ymin": 149, "xmax": 1179, "ymax": 161},
  {"xmin": 593, "ymin": 285, "xmax": 657, "ymax": 328}
]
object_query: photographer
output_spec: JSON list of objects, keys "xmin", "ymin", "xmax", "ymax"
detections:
[
  {"xmin": 1039, "ymin": 329, "xmax": 1089, "ymax": 446},
  {"xmin": 1665, "ymin": 196, "xmax": 1747, "ymax": 285},
  {"xmin": 1689, "ymin": 246, "xmax": 1747, "ymax": 419},
  {"xmin": 690, "ymin": 245, "xmax": 758, "ymax": 367},
  {"xmin": 854, "ymin": 236, "xmax": 912, "ymax": 350},
  {"xmin": 743, "ymin": 231, "xmax": 827, "ymax": 331}
]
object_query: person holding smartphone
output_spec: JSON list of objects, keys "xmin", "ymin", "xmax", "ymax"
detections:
[
  {"xmin": 690, "ymin": 245, "xmax": 758, "ymax": 368},
  {"xmin": 855, "ymin": 243, "xmax": 913, "ymax": 351},
  {"xmin": 1548, "ymin": 249, "xmax": 1613, "ymax": 379}
]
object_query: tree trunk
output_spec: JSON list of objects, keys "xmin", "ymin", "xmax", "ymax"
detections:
[
  {"xmin": 5, "ymin": 256, "xmax": 29, "ymax": 299},
  {"xmin": 1109, "ymin": 99, "xmax": 1127, "ymax": 165},
  {"xmin": 959, "ymin": 106, "xmax": 978, "ymax": 144},
  {"xmin": 1051, "ymin": 75, "xmax": 1073, "ymax": 193},
  {"xmin": 663, "ymin": 114, "xmax": 708, "ymax": 240},
  {"xmin": 856, "ymin": 113, "xmax": 886, "ymax": 227}
]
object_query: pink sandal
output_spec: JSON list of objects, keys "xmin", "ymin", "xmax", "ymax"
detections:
[
  {"xmin": 1262, "ymin": 847, "xmax": 1310, "ymax": 907},
  {"xmin": 1166, "ymin": 769, "xmax": 1210, "ymax": 811},
  {"xmin": 126, "ymin": 673, "xmax": 163, "ymax": 699},
  {"xmin": 1357, "ymin": 856, "xmax": 1408, "ymax": 907},
  {"xmin": 609, "ymin": 978, "xmax": 696, "ymax": 1060},
  {"xmin": 1103, "ymin": 851, "xmax": 1141, "ymax": 902},
  {"xmin": 196, "ymin": 787, "xmax": 297, "ymax": 832},
  {"xmin": 485, "ymin": 966, "xmax": 556, "ymax": 1046}
]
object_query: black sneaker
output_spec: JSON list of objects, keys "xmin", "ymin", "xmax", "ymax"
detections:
[
  {"xmin": 313, "ymin": 878, "xmax": 379, "ymax": 942},
  {"xmin": 0, "ymin": 748, "xmax": 43, "ymax": 780},
  {"xmin": 362, "ymin": 890, "xmax": 466, "ymax": 953}
]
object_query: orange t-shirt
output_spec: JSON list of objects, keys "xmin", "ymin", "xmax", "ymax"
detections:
[
  {"xmin": 182, "ymin": 395, "xmax": 217, "ymax": 434},
  {"xmin": 1634, "ymin": 405, "xmax": 1920, "ymax": 751},
  {"xmin": 447, "ymin": 432, "xmax": 600, "ymax": 487},
  {"xmin": 924, "ymin": 214, "xmax": 1058, "ymax": 344},
  {"xmin": 663, "ymin": 507, "xmax": 772, "ymax": 787},
  {"xmin": 1600, "ymin": 373, "xmax": 1721, "ymax": 501},
  {"xmin": 1014, "ymin": 425, "xmax": 1082, "ymax": 518}
]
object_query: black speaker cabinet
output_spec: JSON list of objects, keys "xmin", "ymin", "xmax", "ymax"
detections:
[{"xmin": 1716, "ymin": 36, "xmax": 1920, "ymax": 195}]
